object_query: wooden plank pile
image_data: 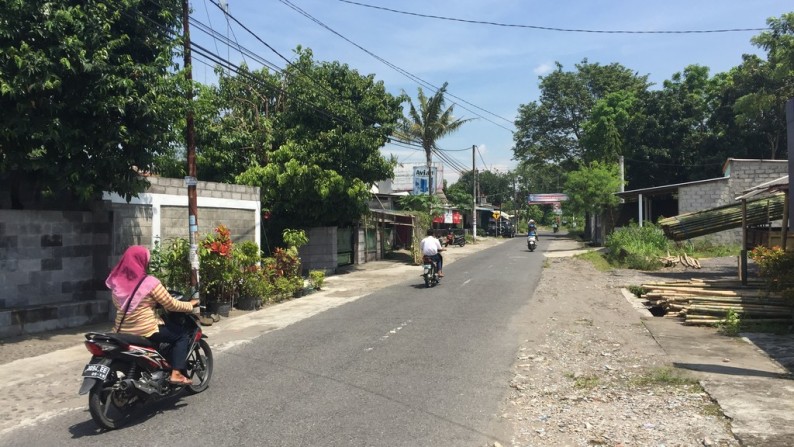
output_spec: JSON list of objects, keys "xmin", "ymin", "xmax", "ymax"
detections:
[
  {"xmin": 658, "ymin": 192, "xmax": 785, "ymax": 241},
  {"xmin": 640, "ymin": 279, "xmax": 793, "ymax": 326},
  {"xmin": 659, "ymin": 253, "xmax": 701, "ymax": 269}
]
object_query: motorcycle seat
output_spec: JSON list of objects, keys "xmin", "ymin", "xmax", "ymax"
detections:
[{"xmin": 86, "ymin": 331, "xmax": 156, "ymax": 348}]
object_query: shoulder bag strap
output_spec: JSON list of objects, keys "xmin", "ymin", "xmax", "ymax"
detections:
[{"xmin": 114, "ymin": 276, "xmax": 147, "ymax": 333}]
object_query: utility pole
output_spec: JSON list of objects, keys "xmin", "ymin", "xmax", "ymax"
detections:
[
  {"xmin": 472, "ymin": 145, "xmax": 477, "ymax": 242},
  {"xmin": 183, "ymin": 0, "xmax": 200, "ymax": 303}
]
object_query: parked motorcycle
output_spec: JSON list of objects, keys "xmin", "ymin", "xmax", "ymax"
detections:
[
  {"xmin": 552, "ymin": 223, "xmax": 559, "ymax": 233},
  {"xmin": 79, "ymin": 291, "xmax": 213, "ymax": 429},
  {"xmin": 527, "ymin": 233, "xmax": 537, "ymax": 252},
  {"xmin": 444, "ymin": 233, "xmax": 466, "ymax": 247},
  {"xmin": 422, "ymin": 255, "xmax": 441, "ymax": 288}
]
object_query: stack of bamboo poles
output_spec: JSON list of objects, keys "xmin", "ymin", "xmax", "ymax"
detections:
[
  {"xmin": 640, "ymin": 278, "xmax": 793, "ymax": 326},
  {"xmin": 658, "ymin": 193, "xmax": 785, "ymax": 241}
]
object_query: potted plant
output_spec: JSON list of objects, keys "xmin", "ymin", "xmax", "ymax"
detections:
[
  {"xmin": 236, "ymin": 268, "xmax": 269, "ymax": 310},
  {"xmin": 200, "ymin": 225, "xmax": 235, "ymax": 317},
  {"xmin": 309, "ymin": 270, "xmax": 325, "ymax": 291}
]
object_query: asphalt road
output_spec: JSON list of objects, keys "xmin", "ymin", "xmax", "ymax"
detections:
[{"xmin": 1, "ymin": 237, "xmax": 545, "ymax": 447}]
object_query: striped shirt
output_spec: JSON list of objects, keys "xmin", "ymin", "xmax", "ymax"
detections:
[{"xmin": 113, "ymin": 283, "xmax": 194, "ymax": 337}]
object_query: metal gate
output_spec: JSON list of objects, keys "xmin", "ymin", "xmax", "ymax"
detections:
[{"xmin": 337, "ymin": 226, "xmax": 353, "ymax": 266}]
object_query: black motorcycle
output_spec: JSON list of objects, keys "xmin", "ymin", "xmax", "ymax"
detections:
[
  {"xmin": 443, "ymin": 233, "xmax": 466, "ymax": 247},
  {"xmin": 79, "ymin": 291, "xmax": 213, "ymax": 429},
  {"xmin": 422, "ymin": 255, "xmax": 441, "ymax": 288}
]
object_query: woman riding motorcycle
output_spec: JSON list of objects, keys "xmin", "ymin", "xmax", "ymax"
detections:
[{"xmin": 106, "ymin": 245, "xmax": 199, "ymax": 385}]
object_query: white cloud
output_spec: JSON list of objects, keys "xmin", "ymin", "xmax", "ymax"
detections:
[{"xmin": 533, "ymin": 63, "xmax": 553, "ymax": 76}]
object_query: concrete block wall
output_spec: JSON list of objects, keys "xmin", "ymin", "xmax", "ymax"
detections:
[
  {"xmin": 0, "ymin": 210, "xmax": 109, "ymax": 308},
  {"xmin": 160, "ymin": 206, "xmax": 257, "ymax": 244},
  {"xmin": 146, "ymin": 176, "xmax": 260, "ymax": 202},
  {"xmin": 678, "ymin": 179, "xmax": 730, "ymax": 214},
  {"xmin": 676, "ymin": 160, "xmax": 789, "ymax": 245},
  {"xmin": 111, "ymin": 203, "xmax": 153, "ymax": 256},
  {"xmin": 1, "ymin": 175, "xmax": 260, "ymax": 338},
  {"xmin": 298, "ymin": 227, "xmax": 338, "ymax": 275},
  {"xmin": 726, "ymin": 160, "xmax": 789, "ymax": 199}
]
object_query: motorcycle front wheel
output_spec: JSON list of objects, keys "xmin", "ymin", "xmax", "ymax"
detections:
[
  {"xmin": 88, "ymin": 361, "xmax": 136, "ymax": 430},
  {"xmin": 185, "ymin": 339, "xmax": 213, "ymax": 394}
]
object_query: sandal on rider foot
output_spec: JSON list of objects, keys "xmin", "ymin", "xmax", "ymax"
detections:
[{"xmin": 167, "ymin": 376, "xmax": 193, "ymax": 386}]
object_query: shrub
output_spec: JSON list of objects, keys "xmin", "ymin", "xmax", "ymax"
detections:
[
  {"xmin": 605, "ymin": 223, "xmax": 670, "ymax": 269},
  {"xmin": 149, "ymin": 237, "xmax": 192, "ymax": 292},
  {"xmin": 200, "ymin": 225, "xmax": 236, "ymax": 303},
  {"xmin": 749, "ymin": 245, "xmax": 794, "ymax": 291},
  {"xmin": 309, "ymin": 270, "xmax": 325, "ymax": 290}
]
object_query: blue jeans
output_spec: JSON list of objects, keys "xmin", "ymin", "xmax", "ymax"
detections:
[{"xmin": 148, "ymin": 320, "xmax": 191, "ymax": 371}]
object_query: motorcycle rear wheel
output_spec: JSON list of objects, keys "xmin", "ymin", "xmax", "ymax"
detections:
[
  {"xmin": 424, "ymin": 271, "xmax": 431, "ymax": 288},
  {"xmin": 88, "ymin": 362, "xmax": 135, "ymax": 430},
  {"xmin": 185, "ymin": 339, "xmax": 213, "ymax": 394}
]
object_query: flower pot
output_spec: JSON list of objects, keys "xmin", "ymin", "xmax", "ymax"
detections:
[
  {"xmin": 207, "ymin": 301, "xmax": 231, "ymax": 317},
  {"xmin": 235, "ymin": 295, "xmax": 259, "ymax": 311}
]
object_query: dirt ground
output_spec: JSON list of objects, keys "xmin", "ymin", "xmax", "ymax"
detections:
[{"xmin": 500, "ymin": 255, "xmax": 742, "ymax": 447}]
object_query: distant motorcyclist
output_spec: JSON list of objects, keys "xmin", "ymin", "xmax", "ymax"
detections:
[
  {"xmin": 420, "ymin": 229, "xmax": 446, "ymax": 277},
  {"xmin": 528, "ymin": 219, "xmax": 538, "ymax": 239}
]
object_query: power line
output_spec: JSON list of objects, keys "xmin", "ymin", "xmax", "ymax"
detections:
[
  {"xmin": 338, "ymin": 0, "xmax": 768, "ymax": 34},
  {"xmin": 476, "ymin": 147, "xmax": 489, "ymax": 171},
  {"xmin": 277, "ymin": 0, "xmax": 515, "ymax": 132}
]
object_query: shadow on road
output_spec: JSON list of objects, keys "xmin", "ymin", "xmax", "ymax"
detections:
[{"xmin": 673, "ymin": 362, "xmax": 792, "ymax": 379}]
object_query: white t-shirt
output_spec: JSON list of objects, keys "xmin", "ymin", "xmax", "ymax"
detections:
[{"xmin": 420, "ymin": 236, "xmax": 442, "ymax": 256}]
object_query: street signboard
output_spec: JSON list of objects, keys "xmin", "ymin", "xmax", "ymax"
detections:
[{"xmin": 528, "ymin": 193, "xmax": 568, "ymax": 204}]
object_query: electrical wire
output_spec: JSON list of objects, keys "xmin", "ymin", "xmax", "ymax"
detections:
[
  {"xmin": 337, "ymin": 0, "xmax": 768, "ymax": 34},
  {"xmin": 277, "ymin": 0, "xmax": 516, "ymax": 132}
]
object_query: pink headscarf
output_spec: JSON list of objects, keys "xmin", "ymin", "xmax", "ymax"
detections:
[{"xmin": 105, "ymin": 246, "xmax": 161, "ymax": 312}]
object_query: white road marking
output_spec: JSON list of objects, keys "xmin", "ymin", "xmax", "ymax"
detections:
[{"xmin": 368, "ymin": 320, "xmax": 411, "ymax": 351}]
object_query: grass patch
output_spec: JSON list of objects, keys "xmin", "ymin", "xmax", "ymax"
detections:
[
  {"xmin": 702, "ymin": 402, "xmax": 724, "ymax": 417},
  {"xmin": 604, "ymin": 224, "xmax": 739, "ymax": 271},
  {"xmin": 575, "ymin": 251, "xmax": 612, "ymax": 271},
  {"xmin": 627, "ymin": 285, "xmax": 648, "ymax": 298},
  {"xmin": 572, "ymin": 374, "xmax": 601, "ymax": 389},
  {"xmin": 631, "ymin": 367, "xmax": 698, "ymax": 387}
]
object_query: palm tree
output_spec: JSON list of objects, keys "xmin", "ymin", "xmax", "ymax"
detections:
[{"xmin": 399, "ymin": 82, "xmax": 471, "ymax": 196}]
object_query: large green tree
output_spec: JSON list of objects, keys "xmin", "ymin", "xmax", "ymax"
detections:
[
  {"xmin": 0, "ymin": 0, "xmax": 182, "ymax": 207},
  {"xmin": 513, "ymin": 60, "xmax": 650, "ymax": 171},
  {"xmin": 399, "ymin": 82, "xmax": 471, "ymax": 196},
  {"xmin": 235, "ymin": 48, "xmax": 404, "ymax": 228},
  {"xmin": 732, "ymin": 12, "xmax": 793, "ymax": 160}
]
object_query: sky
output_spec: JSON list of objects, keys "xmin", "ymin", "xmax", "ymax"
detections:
[{"xmin": 192, "ymin": 0, "xmax": 792, "ymax": 186}]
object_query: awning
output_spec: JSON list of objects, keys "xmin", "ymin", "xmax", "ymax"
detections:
[{"xmin": 368, "ymin": 209, "xmax": 415, "ymax": 227}]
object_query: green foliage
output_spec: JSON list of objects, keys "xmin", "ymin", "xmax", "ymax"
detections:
[
  {"xmin": 513, "ymin": 59, "xmax": 650, "ymax": 170},
  {"xmin": 564, "ymin": 161, "xmax": 622, "ymax": 216},
  {"xmin": 628, "ymin": 285, "xmax": 648, "ymax": 298},
  {"xmin": 574, "ymin": 251, "xmax": 613, "ymax": 272},
  {"xmin": 397, "ymin": 194, "xmax": 444, "ymax": 215},
  {"xmin": 718, "ymin": 309, "xmax": 742, "ymax": 337},
  {"xmin": 282, "ymin": 229, "xmax": 308, "ymax": 249},
  {"xmin": 0, "ymin": 0, "xmax": 183, "ymax": 204},
  {"xmin": 605, "ymin": 224, "xmax": 670, "ymax": 270},
  {"xmin": 308, "ymin": 270, "xmax": 325, "ymax": 290},
  {"xmin": 749, "ymin": 245, "xmax": 794, "ymax": 291},
  {"xmin": 199, "ymin": 225, "xmax": 236, "ymax": 303},
  {"xmin": 631, "ymin": 367, "xmax": 698, "ymax": 387},
  {"xmin": 148, "ymin": 238, "xmax": 192, "ymax": 292}
]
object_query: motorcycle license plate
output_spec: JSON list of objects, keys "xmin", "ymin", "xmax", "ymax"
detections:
[{"xmin": 82, "ymin": 363, "xmax": 110, "ymax": 380}]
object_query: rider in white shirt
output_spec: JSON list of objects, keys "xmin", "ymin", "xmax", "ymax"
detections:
[{"xmin": 420, "ymin": 229, "xmax": 446, "ymax": 276}]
